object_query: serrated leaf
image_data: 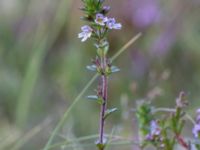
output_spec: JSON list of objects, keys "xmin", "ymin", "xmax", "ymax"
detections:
[
  {"xmin": 111, "ymin": 66, "xmax": 120, "ymax": 73},
  {"xmin": 86, "ymin": 65, "xmax": 97, "ymax": 71},
  {"xmin": 104, "ymin": 108, "xmax": 118, "ymax": 119}
]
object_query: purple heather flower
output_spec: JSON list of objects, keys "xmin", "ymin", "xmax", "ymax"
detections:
[
  {"xmin": 106, "ymin": 18, "xmax": 122, "ymax": 30},
  {"xmin": 196, "ymin": 109, "xmax": 200, "ymax": 124},
  {"xmin": 95, "ymin": 13, "xmax": 108, "ymax": 26},
  {"xmin": 78, "ymin": 25, "xmax": 93, "ymax": 42},
  {"xmin": 197, "ymin": 109, "xmax": 200, "ymax": 114},
  {"xmin": 193, "ymin": 108, "xmax": 200, "ymax": 138},
  {"xmin": 131, "ymin": 0, "xmax": 161, "ymax": 28},
  {"xmin": 193, "ymin": 124, "xmax": 200, "ymax": 138},
  {"xmin": 150, "ymin": 28, "xmax": 176, "ymax": 57}
]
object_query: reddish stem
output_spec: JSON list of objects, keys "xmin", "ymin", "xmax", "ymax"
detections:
[
  {"xmin": 99, "ymin": 56, "xmax": 108, "ymax": 147},
  {"xmin": 175, "ymin": 134, "xmax": 189, "ymax": 149}
]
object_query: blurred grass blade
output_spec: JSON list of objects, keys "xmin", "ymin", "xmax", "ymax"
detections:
[
  {"xmin": 45, "ymin": 133, "xmax": 131, "ymax": 150},
  {"xmin": 10, "ymin": 119, "xmax": 51, "ymax": 150},
  {"xmin": 15, "ymin": 0, "xmax": 72, "ymax": 127},
  {"xmin": 105, "ymin": 127, "xmax": 116, "ymax": 150},
  {"xmin": 15, "ymin": 38, "xmax": 47, "ymax": 126},
  {"xmin": 43, "ymin": 33, "xmax": 142, "ymax": 150},
  {"xmin": 43, "ymin": 74, "xmax": 98, "ymax": 150},
  {"xmin": 47, "ymin": 134, "xmax": 99, "ymax": 150},
  {"xmin": 111, "ymin": 33, "xmax": 142, "ymax": 61}
]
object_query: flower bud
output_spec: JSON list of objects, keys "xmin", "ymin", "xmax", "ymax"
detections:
[{"xmin": 101, "ymin": 6, "xmax": 111, "ymax": 14}]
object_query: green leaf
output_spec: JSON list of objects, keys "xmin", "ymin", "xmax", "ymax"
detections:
[
  {"xmin": 95, "ymin": 138, "xmax": 107, "ymax": 150},
  {"xmin": 96, "ymin": 143, "xmax": 106, "ymax": 150},
  {"xmin": 87, "ymin": 95, "xmax": 98, "ymax": 100},
  {"xmin": 111, "ymin": 66, "xmax": 120, "ymax": 73},
  {"xmin": 86, "ymin": 65, "xmax": 97, "ymax": 71},
  {"xmin": 104, "ymin": 108, "xmax": 118, "ymax": 119},
  {"xmin": 87, "ymin": 95, "xmax": 104, "ymax": 104}
]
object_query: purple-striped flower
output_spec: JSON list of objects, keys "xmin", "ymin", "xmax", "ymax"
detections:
[
  {"xmin": 95, "ymin": 13, "xmax": 108, "ymax": 26},
  {"xmin": 78, "ymin": 25, "xmax": 93, "ymax": 42},
  {"xmin": 106, "ymin": 18, "xmax": 122, "ymax": 30}
]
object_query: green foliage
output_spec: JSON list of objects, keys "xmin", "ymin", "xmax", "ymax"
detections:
[
  {"xmin": 81, "ymin": 0, "xmax": 104, "ymax": 18},
  {"xmin": 87, "ymin": 95, "xmax": 104, "ymax": 104},
  {"xmin": 104, "ymin": 108, "xmax": 118, "ymax": 120},
  {"xmin": 136, "ymin": 101, "xmax": 153, "ymax": 138}
]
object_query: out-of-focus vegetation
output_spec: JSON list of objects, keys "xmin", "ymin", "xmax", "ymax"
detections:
[{"xmin": 0, "ymin": 0, "xmax": 200, "ymax": 149}]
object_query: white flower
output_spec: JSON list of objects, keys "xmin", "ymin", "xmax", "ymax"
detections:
[
  {"xmin": 106, "ymin": 18, "xmax": 122, "ymax": 30},
  {"xmin": 78, "ymin": 25, "xmax": 93, "ymax": 42},
  {"xmin": 95, "ymin": 13, "xmax": 108, "ymax": 26}
]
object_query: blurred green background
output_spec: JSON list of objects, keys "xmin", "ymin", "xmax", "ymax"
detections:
[{"xmin": 0, "ymin": 0, "xmax": 200, "ymax": 149}]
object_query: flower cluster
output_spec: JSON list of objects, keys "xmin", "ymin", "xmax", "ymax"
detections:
[{"xmin": 78, "ymin": 12, "xmax": 122, "ymax": 42}]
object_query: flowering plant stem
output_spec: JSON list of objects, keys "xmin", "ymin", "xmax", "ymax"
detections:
[
  {"xmin": 43, "ymin": 33, "xmax": 141, "ymax": 150},
  {"xmin": 78, "ymin": 1, "xmax": 124, "ymax": 149},
  {"xmin": 99, "ymin": 55, "xmax": 108, "ymax": 149},
  {"xmin": 99, "ymin": 77, "xmax": 107, "ymax": 148}
]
